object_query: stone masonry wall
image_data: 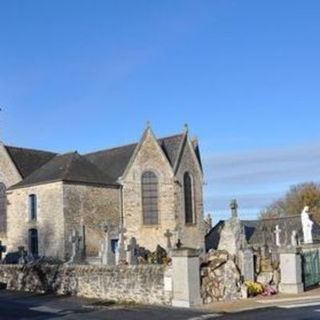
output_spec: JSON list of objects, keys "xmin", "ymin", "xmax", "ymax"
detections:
[
  {"xmin": 63, "ymin": 183, "xmax": 120, "ymax": 257},
  {"xmin": 0, "ymin": 144, "xmax": 22, "ymax": 235},
  {"xmin": 0, "ymin": 144, "xmax": 22, "ymax": 188},
  {"xmin": 201, "ymin": 250, "xmax": 242, "ymax": 303},
  {"xmin": 0, "ymin": 264, "xmax": 171, "ymax": 305},
  {"xmin": 6, "ymin": 182, "xmax": 64, "ymax": 258},
  {"xmin": 175, "ymin": 139, "xmax": 205, "ymax": 250},
  {"xmin": 121, "ymin": 130, "xmax": 177, "ymax": 251}
]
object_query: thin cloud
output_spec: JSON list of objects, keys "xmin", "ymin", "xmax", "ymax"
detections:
[
  {"xmin": 204, "ymin": 142, "xmax": 320, "ymax": 187},
  {"xmin": 203, "ymin": 141, "xmax": 320, "ymax": 217}
]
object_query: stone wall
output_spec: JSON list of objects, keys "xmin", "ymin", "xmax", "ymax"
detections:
[
  {"xmin": 0, "ymin": 144, "xmax": 22, "ymax": 234},
  {"xmin": 0, "ymin": 264, "xmax": 171, "ymax": 305},
  {"xmin": 5, "ymin": 182, "xmax": 120, "ymax": 260},
  {"xmin": 6, "ymin": 182, "xmax": 65, "ymax": 258},
  {"xmin": 121, "ymin": 129, "xmax": 205, "ymax": 251},
  {"xmin": 201, "ymin": 250, "xmax": 241, "ymax": 303},
  {"xmin": 174, "ymin": 139, "xmax": 205, "ymax": 250},
  {"xmin": 63, "ymin": 183, "xmax": 120, "ymax": 257},
  {"xmin": 121, "ymin": 129, "xmax": 177, "ymax": 251},
  {"xmin": 0, "ymin": 144, "xmax": 22, "ymax": 188}
]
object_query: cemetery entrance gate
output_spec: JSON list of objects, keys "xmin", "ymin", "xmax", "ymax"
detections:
[{"xmin": 302, "ymin": 250, "xmax": 320, "ymax": 289}]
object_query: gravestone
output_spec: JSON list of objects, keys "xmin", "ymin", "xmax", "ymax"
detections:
[
  {"xmin": 101, "ymin": 222, "xmax": 115, "ymax": 266},
  {"xmin": 127, "ymin": 237, "xmax": 138, "ymax": 265},
  {"xmin": 260, "ymin": 245, "xmax": 273, "ymax": 272},
  {"xmin": 239, "ymin": 248, "xmax": 254, "ymax": 282}
]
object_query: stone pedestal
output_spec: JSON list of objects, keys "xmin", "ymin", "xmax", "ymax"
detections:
[
  {"xmin": 279, "ymin": 248, "xmax": 304, "ymax": 294},
  {"xmin": 171, "ymin": 248, "xmax": 202, "ymax": 308}
]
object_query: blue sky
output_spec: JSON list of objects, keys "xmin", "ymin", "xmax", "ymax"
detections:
[{"xmin": 1, "ymin": 1, "xmax": 320, "ymax": 221}]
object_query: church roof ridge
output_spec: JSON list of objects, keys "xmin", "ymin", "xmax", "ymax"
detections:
[
  {"xmin": 84, "ymin": 133, "xmax": 184, "ymax": 156},
  {"xmin": 9, "ymin": 150, "xmax": 117, "ymax": 190},
  {"xmin": 4, "ymin": 145, "xmax": 58, "ymax": 178},
  {"xmin": 4, "ymin": 144, "xmax": 57, "ymax": 155}
]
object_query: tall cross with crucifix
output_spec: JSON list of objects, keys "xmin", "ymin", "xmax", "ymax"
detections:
[
  {"xmin": 68, "ymin": 229, "xmax": 82, "ymax": 263},
  {"xmin": 101, "ymin": 221, "xmax": 115, "ymax": 265},
  {"xmin": 118, "ymin": 225, "xmax": 127, "ymax": 264}
]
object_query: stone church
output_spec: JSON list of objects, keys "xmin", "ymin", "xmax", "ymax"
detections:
[{"xmin": 0, "ymin": 125, "xmax": 205, "ymax": 260}]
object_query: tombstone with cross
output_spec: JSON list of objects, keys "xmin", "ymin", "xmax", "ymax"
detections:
[
  {"xmin": 164, "ymin": 229, "xmax": 173, "ymax": 250},
  {"xmin": 101, "ymin": 222, "xmax": 116, "ymax": 266},
  {"xmin": 0, "ymin": 241, "xmax": 6, "ymax": 261},
  {"xmin": 274, "ymin": 225, "xmax": 281, "ymax": 247},
  {"xmin": 126, "ymin": 237, "xmax": 138, "ymax": 265},
  {"xmin": 117, "ymin": 225, "xmax": 127, "ymax": 264},
  {"xmin": 68, "ymin": 229, "xmax": 82, "ymax": 263}
]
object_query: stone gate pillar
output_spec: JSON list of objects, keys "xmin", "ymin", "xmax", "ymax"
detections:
[
  {"xmin": 279, "ymin": 247, "xmax": 304, "ymax": 294},
  {"xmin": 171, "ymin": 248, "xmax": 202, "ymax": 308}
]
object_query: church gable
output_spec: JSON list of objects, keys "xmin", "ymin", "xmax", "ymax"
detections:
[
  {"xmin": 173, "ymin": 135, "xmax": 205, "ymax": 249},
  {"xmin": 0, "ymin": 143, "xmax": 22, "ymax": 188},
  {"xmin": 174, "ymin": 135, "xmax": 203, "ymax": 179},
  {"xmin": 4, "ymin": 145, "xmax": 57, "ymax": 179},
  {"xmin": 121, "ymin": 127, "xmax": 174, "ymax": 181}
]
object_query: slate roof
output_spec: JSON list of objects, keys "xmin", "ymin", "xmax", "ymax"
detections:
[
  {"xmin": 205, "ymin": 216, "xmax": 320, "ymax": 251},
  {"xmin": 8, "ymin": 132, "xmax": 201, "ymax": 189},
  {"xmin": 84, "ymin": 134, "xmax": 186, "ymax": 180},
  {"xmin": 244, "ymin": 216, "xmax": 320, "ymax": 245},
  {"xmin": 5, "ymin": 145, "xmax": 57, "ymax": 178},
  {"xmin": 11, "ymin": 152, "xmax": 117, "ymax": 189}
]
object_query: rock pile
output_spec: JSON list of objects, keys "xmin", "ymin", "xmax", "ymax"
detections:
[{"xmin": 201, "ymin": 250, "xmax": 242, "ymax": 303}]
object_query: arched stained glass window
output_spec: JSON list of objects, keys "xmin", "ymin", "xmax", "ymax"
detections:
[
  {"xmin": 141, "ymin": 171, "xmax": 158, "ymax": 225},
  {"xmin": 184, "ymin": 172, "xmax": 194, "ymax": 224},
  {"xmin": 29, "ymin": 194, "xmax": 37, "ymax": 221}
]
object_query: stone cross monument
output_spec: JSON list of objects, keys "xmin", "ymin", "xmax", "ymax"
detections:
[
  {"xmin": 117, "ymin": 225, "xmax": 127, "ymax": 264},
  {"xmin": 68, "ymin": 229, "xmax": 82, "ymax": 263},
  {"xmin": 230, "ymin": 199, "xmax": 238, "ymax": 218},
  {"xmin": 164, "ymin": 229, "xmax": 173, "ymax": 250},
  {"xmin": 101, "ymin": 222, "xmax": 115, "ymax": 266}
]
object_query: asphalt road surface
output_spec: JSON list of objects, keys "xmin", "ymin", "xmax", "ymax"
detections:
[{"xmin": 1, "ymin": 290, "xmax": 320, "ymax": 320}]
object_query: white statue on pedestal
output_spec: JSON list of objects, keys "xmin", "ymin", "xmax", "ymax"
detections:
[{"xmin": 301, "ymin": 206, "xmax": 313, "ymax": 244}]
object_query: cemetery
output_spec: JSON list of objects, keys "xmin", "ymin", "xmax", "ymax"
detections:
[
  {"xmin": 0, "ymin": 200, "xmax": 320, "ymax": 308},
  {"xmin": 0, "ymin": 129, "xmax": 320, "ymax": 308}
]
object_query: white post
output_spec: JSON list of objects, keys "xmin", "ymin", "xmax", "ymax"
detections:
[
  {"xmin": 171, "ymin": 248, "xmax": 202, "ymax": 308},
  {"xmin": 279, "ymin": 247, "xmax": 304, "ymax": 294}
]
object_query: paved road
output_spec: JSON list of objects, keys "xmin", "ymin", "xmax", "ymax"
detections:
[{"xmin": 1, "ymin": 290, "xmax": 320, "ymax": 320}]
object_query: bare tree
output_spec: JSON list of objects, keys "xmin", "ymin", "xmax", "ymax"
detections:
[{"xmin": 260, "ymin": 182, "xmax": 320, "ymax": 222}]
